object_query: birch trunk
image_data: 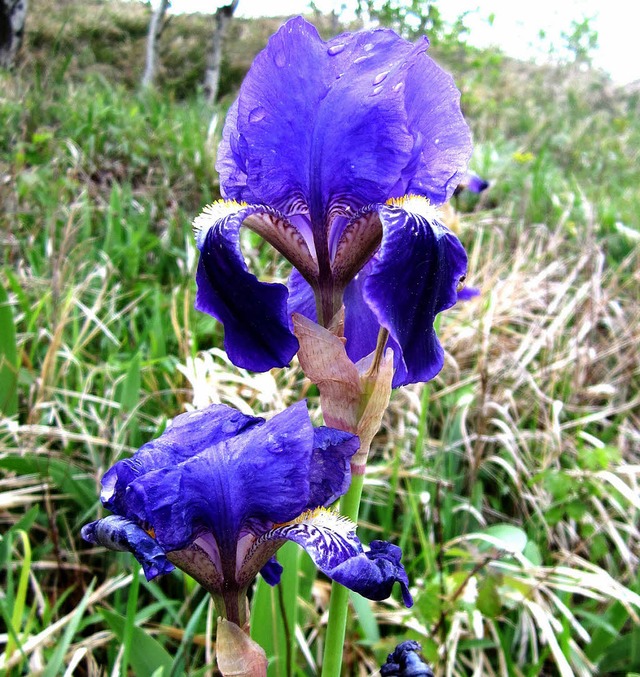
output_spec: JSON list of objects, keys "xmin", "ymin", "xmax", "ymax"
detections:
[
  {"xmin": 141, "ymin": 0, "xmax": 170, "ymax": 88},
  {"xmin": 0, "ymin": 0, "xmax": 28, "ymax": 70},
  {"xmin": 203, "ymin": 0, "xmax": 238, "ymax": 104}
]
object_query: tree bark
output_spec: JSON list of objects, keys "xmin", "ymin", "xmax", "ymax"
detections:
[
  {"xmin": 203, "ymin": 0, "xmax": 238, "ymax": 105},
  {"xmin": 0, "ymin": 0, "xmax": 28, "ymax": 70},
  {"xmin": 141, "ymin": 0, "xmax": 170, "ymax": 88}
]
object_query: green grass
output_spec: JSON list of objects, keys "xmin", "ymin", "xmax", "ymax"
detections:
[{"xmin": 1, "ymin": 1, "xmax": 640, "ymax": 675}]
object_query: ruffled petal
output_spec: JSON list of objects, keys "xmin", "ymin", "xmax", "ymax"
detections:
[
  {"xmin": 401, "ymin": 55, "xmax": 473, "ymax": 203},
  {"xmin": 256, "ymin": 509, "xmax": 412, "ymax": 606},
  {"xmin": 308, "ymin": 427, "xmax": 359, "ymax": 508},
  {"xmin": 123, "ymin": 402, "xmax": 317, "ymax": 553},
  {"xmin": 362, "ymin": 198, "xmax": 468, "ymax": 387},
  {"xmin": 219, "ymin": 18, "xmax": 464, "ymax": 225},
  {"xmin": 81, "ymin": 515, "xmax": 174, "ymax": 581},
  {"xmin": 101, "ymin": 405, "xmax": 262, "ymax": 515},
  {"xmin": 193, "ymin": 201, "xmax": 301, "ymax": 372}
]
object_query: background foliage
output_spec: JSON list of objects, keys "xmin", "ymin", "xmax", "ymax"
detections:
[{"xmin": 1, "ymin": 0, "xmax": 639, "ymax": 674}]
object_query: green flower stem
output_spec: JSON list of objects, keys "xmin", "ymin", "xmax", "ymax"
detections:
[{"xmin": 321, "ymin": 471, "xmax": 365, "ymax": 677}]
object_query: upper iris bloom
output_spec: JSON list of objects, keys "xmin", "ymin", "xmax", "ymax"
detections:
[
  {"xmin": 193, "ymin": 18, "xmax": 472, "ymax": 387},
  {"xmin": 82, "ymin": 401, "xmax": 412, "ymax": 625}
]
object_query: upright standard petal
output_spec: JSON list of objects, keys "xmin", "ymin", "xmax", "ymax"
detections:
[
  {"xmin": 122, "ymin": 402, "xmax": 322, "ymax": 553},
  {"xmin": 218, "ymin": 18, "xmax": 415, "ymax": 219},
  {"xmin": 217, "ymin": 17, "xmax": 471, "ymax": 226},
  {"xmin": 101, "ymin": 404, "xmax": 262, "ymax": 515},
  {"xmin": 401, "ymin": 56, "xmax": 473, "ymax": 203}
]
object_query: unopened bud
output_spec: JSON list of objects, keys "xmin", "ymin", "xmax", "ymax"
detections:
[{"xmin": 216, "ymin": 618, "xmax": 267, "ymax": 677}]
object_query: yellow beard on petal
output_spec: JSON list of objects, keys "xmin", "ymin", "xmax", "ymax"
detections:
[
  {"xmin": 277, "ymin": 507, "xmax": 355, "ymax": 536},
  {"xmin": 386, "ymin": 194, "xmax": 442, "ymax": 222},
  {"xmin": 192, "ymin": 199, "xmax": 248, "ymax": 247}
]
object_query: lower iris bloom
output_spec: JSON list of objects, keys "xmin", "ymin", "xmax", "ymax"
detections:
[
  {"xmin": 82, "ymin": 401, "xmax": 412, "ymax": 624},
  {"xmin": 193, "ymin": 17, "xmax": 473, "ymax": 388}
]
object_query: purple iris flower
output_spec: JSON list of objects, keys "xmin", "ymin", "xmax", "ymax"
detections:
[
  {"xmin": 381, "ymin": 640, "xmax": 433, "ymax": 676},
  {"xmin": 82, "ymin": 401, "xmax": 412, "ymax": 624},
  {"xmin": 457, "ymin": 172, "xmax": 489, "ymax": 194},
  {"xmin": 193, "ymin": 17, "xmax": 473, "ymax": 388}
]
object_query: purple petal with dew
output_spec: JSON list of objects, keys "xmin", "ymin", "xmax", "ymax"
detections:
[
  {"xmin": 123, "ymin": 401, "xmax": 317, "ymax": 554},
  {"xmin": 401, "ymin": 52, "xmax": 473, "ymax": 204},
  {"xmin": 194, "ymin": 204, "xmax": 299, "ymax": 372},
  {"xmin": 259, "ymin": 512, "xmax": 412, "ymax": 606},
  {"xmin": 219, "ymin": 18, "xmax": 439, "ymax": 224},
  {"xmin": 81, "ymin": 515, "xmax": 174, "ymax": 581},
  {"xmin": 364, "ymin": 203, "xmax": 468, "ymax": 387}
]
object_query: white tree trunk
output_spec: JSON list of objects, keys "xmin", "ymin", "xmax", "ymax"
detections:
[
  {"xmin": 203, "ymin": 0, "xmax": 238, "ymax": 104},
  {"xmin": 141, "ymin": 0, "xmax": 170, "ymax": 88},
  {"xmin": 0, "ymin": 0, "xmax": 28, "ymax": 69}
]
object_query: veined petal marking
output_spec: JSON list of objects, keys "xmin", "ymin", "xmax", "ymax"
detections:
[
  {"xmin": 244, "ymin": 211, "xmax": 319, "ymax": 281},
  {"xmin": 332, "ymin": 208, "xmax": 382, "ymax": 286},
  {"xmin": 193, "ymin": 200, "xmax": 319, "ymax": 281}
]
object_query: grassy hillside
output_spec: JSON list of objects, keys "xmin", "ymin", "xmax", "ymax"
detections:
[{"xmin": 1, "ymin": 1, "xmax": 639, "ymax": 675}]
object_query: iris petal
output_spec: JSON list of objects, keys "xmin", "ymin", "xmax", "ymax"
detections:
[
  {"xmin": 309, "ymin": 427, "xmax": 359, "ymax": 507},
  {"xmin": 287, "ymin": 268, "xmax": 318, "ymax": 322},
  {"xmin": 123, "ymin": 402, "xmax": 318, "ymax": 552},
  {"xmin": 92, "ymin": 402, "xmax": 358, "ymax": 566},
  {"xmin": 101, "ymin": 405, "xmax": 262, "ymax": 515},
  {"xmin": 194, "ymin": 202, "xmax": 300, "ymax": 371},
  {"xmin": 364, "ymin": 200, "xmax": 468, "ymax": 387},
  {"xmin": 257, "ymin": 510, "xmax": 412, "ymax": 606},
  {"xmin": 402, "ymin": 57, "xmax": 473, "ymax": 203},
  {"xmin": 260, "ymin": 557, "xmax": 284, "ymax": 586},
  {"xmin": 218, "ymin": 18, "xmax": 461, "ymax": 224},
  {"xmin": 81, "ymin": 515, "xmax": 174, "ymax": 581}
]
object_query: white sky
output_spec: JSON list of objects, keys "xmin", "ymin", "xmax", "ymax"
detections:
[{"xmin": 159, "ymin": 0, "xmax": 639, "ymax": 84}]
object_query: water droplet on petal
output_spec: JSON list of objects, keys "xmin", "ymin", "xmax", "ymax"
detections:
[
  {"xmin": 373, "ymin": 71, "xmax": 389, "ymax": 85},
  {"xmin": 364, "ymin": 42, "xmax": 375, "ymax": 52},
  {"xmin": 353, "ymin": 55, "xmax": 369, "ymax": 64},
  {"xmin": 393, "ymin": 81, "xmax": 405, "ymax": 93},
  {"xmin": 249, "ymin": 106, "xmax": 266, "ymax": 123},
  {"xmin": 371, "ymin": 85, "xmax": 384, "ymax": 96},
  {"xmin": 274, "ymin": 49, "xmax": 287, "ymax": 68},
  {"xmin": 222, "ymin": 420, "xmax": 238, "ymax": 433},
  {"xmin": 327, "ymin": 42, "xmax": 345, "ymax": 56}
]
